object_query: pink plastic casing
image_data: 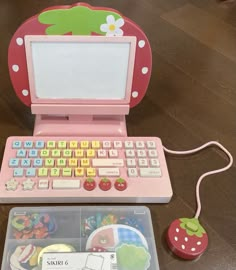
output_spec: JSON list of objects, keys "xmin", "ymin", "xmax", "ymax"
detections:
[
  {"xmin": 0, "ymin": 137, "xmax": 173, "ymax": 203},
  {"xmin": 24, "ymin": 35, "xmax": 136, "ymax": 137}
]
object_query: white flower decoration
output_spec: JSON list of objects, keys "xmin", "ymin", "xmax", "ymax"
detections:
[{"xmin": 100, "ymin": 15, "xmax": 124, "ymax": 36}]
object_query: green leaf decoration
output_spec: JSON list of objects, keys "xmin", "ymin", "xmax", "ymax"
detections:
[
  {"xmin": 116, "ymin": 244, "xmax": 151, "ymax": 270},
  {"xmin": 179, "ymin": 218, "xmax": 206, "ymax": 238},
  {"xmin": 38, "ymin": 6, "xmax": 123, "ymax": 35}
]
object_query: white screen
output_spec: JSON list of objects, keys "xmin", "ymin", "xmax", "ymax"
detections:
[{"xmin": 31, "ymin": 42, "xmax": 130, "ymax": 100}]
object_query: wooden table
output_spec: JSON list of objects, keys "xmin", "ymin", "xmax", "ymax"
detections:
[{"xmin": 0, "ymin": 1, "xmax": 235, "ymax": 269}]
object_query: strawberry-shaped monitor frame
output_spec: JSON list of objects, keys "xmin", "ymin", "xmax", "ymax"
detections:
[{"xmin": 8, "ymin": 3, "xmax": 152, "ymax": 137}]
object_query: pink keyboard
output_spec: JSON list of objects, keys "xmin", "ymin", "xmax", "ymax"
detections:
[{"xmin": 0, "ymin": 137, "xmax": 173, "ymax": 203}]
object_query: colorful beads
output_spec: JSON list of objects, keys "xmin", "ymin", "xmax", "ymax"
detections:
[
  {"xmin": 82, "ymin": 216, "xmax": 97, "ymax": 236},
  {"xmin": 101, "ymin": 214, "xmax": 118, "ymax": 226},
  {"xmin": 118, "ymin": 216, "xmax": 144, "ymax": 233},
  {"xmin": 11, "ymin": 213, "xmax": 57, "ymax": 239},
  {"xmin": 82, "ymin": 213, "xmax": 144, "ymax": 236}
]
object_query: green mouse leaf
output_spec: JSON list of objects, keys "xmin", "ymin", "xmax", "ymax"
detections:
[{"xmin": 179, "ymin": 218, "xmax": 206, "ymax": 237}]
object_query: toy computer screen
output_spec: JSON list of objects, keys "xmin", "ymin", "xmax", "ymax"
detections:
[{"xmin": 26, "ymin": 36, "xmax": 136, "ymax": 103}]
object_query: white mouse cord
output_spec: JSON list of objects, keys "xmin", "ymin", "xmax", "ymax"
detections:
[{"xmin": 163, "ymin": 141, "xmax": 233, "ymax": 219}]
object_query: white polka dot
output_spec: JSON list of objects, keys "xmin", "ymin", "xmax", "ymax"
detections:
[
  {"xmin": 22, "ymin": 89, "xmax": 29, "ymax": 96},
  {"xmin": 16, "ymin": 37, "xmax": 23, "ymax": 46},
  {"xmin": 142, "ymin": 67, "xmax": 148, "ymax": 74},
  {"xmin": 197, "ymin": 241, "xmax": 201, "ymax": 245},
  {"xmin": 138, "ymin": 40, "xmax": 145, "ymax": 48},
  {"xmin": 184, "ymin": 237, "xmax": 188, "ymax": 242},
  {"xmin": 174, "ymin": 236, "xmax": 178, "ymax": 241},
  {"xmin": 12, "ymin": 65, "xmax": 19, "ymax": 72},
  {"xmin": 132, "ymin": 91, "xmax": 138, "ymax": 98},
  {"xmin": 176, "ymin": 228, "xmax": 179, "ymax": 233},
  {"xmin": 181, "ymin": 245, "xmax": 185, "ymax": 250},
  {"xmin": 191, "ymin": 247, "xmax": 196, "ymax": 252}
]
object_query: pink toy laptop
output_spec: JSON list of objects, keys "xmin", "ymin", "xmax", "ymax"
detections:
[{"xmin": 0, "ymin": 3, "xmax": 173, "ymax": 203}]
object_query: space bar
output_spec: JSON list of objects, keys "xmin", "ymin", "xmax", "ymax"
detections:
[{"xmin": 52, "ymin": 180, "xmax": 80, "ymax": 189}]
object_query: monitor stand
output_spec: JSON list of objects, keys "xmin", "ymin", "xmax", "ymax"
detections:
[{"xmin": 33, "ymin": 114, "xmax": 127, "ymax": 137}]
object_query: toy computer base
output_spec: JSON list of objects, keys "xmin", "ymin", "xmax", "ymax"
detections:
[{"xmin": 33, "ymin": 115, "xmax": 127, "ymax": 137}]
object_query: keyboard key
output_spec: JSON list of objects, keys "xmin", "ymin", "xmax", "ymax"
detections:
[
  {"xmin": 57, "ymin": 159, "xmax": 66, "ymax": 167},
  {"xmin": 109, "ymin": 149, "xmax": 118, "ymax": 157},
  {"xmin": 126, "ymin": 159, "xmax": 136, "ymax": 167},
  {"xmin": 38, "ymin": 168, "xmax": 48, "ymax": 177},
  {"xmin": 124, "ymin": 141, "xmax": 134, "ymax": 149},
  {"xmin": 33, "ymin": 159, "xmax": 43, "ymax": 167},
  {"xmin": 40, "ymin": 149, "xmax": 49, "ymax": 157},
  {"xmin": 150, "ymin": 159, "xmax": 160, "ymax": 167},
  {"xmin": 24, "ymin": 141, "xmax": 33, "ymax": 148},
  {"xmin": 135, "ymin": 141, "xmax": 145, "ymax": 148},
  {"xmin": 62, "ymin": 168, "xmax": 72, "ymax": 176},
  {"xmin": 97, "ymin": 149, "xmax": 106, "ymax": 157},
  {"xmin": 26, "ymin": 168, "xmax": 36, "ymax": 177},
  {"xmin": 81, "ymin": 159, "xmax": 90, "ymax": 167},
  {"xmin": 22, "ymin": 179, "xmax": 35, "ymax": 190},
  {"xmin": 16, "ymin": 149, "xmax": 26, "ymax": 158},
  {"xmin": 86, "ymin": 149, "xmax": 95, "ymax": 158},
  {"xmin": 9, "ymin": 158, "xmax": 19, "ymax": 167},
  {"xmin": 52, "ymin": 149, "xmax": 61, "ymax": 157},
  {"xmin": 128, "ymin": 168, "xmax": 138, "ymax": 177},
  {"xmin": 98, "ymin": 168, "xmax": 120, "ymax": 177},
  {"xmin": 47, "ymin": 141, "xmax": 56, "ymax": 148},
  {"xmin": 52, "ymin": 180, "xmax": 80, "ymax": 189},
  {"xmin": 13, "ymin": 168, "xmax": 24, "ymax": 177},
  {"xmin": 114, "ymin": 141, "xmax": 122, "ymax": 148},
  {"xmin": 58, "ymin": 141, "xmax": 67, "ymax": 149},
  {"xmin": 81, "ymin": 141, "xmax": 89, "ymax": 149},
  {"xmin": 92, "ymin": 141, "xmax": 100, "ymax": 148},
  {"xmin": 75, "ymin": 168, "xmax": 84, "ymax": 176},
  {"xmin": 21, "ymin": 159, "xmax": 31, "ymax": 167},
  {"xmin": 125, "ymin": 150, "xmax": 135, "ymax": 157},
  {"xmin": 148, "ymin": 150, "xmax": 158, "ymax": 157},
  {"xmin": 28, "ymin": 149, "xmax": 38, "ymax": 158},
  {"xmin": 138, "ymin": 159, "xmax": 148, "ymax": 167},
  {"xmin": 137, "ymin": 150, "xmax": 146, "ymax": 157},
  {"xmin": 75, "ymin": 149, "xmax": 84, "ymax": 157},
  {"xmin": 35, "ymin": 141, "xmax": 44, "ymax": 149},
  {"xmin": 103, "ymin": 141, "xmax": 111, "ymax": 148},
  {"xmin": 92, "ymin": 159, "xmax": 124, "ymax": 167},
  {"xmin": 38, "ymin": 179, "xmax": 49, "ymax": 189},
  {"xmin": 45, "ymin": 159, "xmax": 55, "ymax": 167},
  {"xmin": 50, "ymin": 168, "xmax": 60, "ymax": 177},
  {"xmin": 6, "ymin": 178, "xmax": 18, "ymax": 191},
  {"xmin": 69, "ymin": 141, "xmax": 78, "ymax": 149},
  {"xmin": 87, "ymin": 168, "xmax": 96, "ymax": 177},
  {"xmin": 69, "ymin": 159, "xmax": 78, "ymax": 167},
  {"xmin": 12, "ymin": 141, "xmax": 22, "ymax": 149},
  {"xmin": 140, "ymin": 168, "xmax": 161, "ymax": 177},
  {"xmin": 63, "ymin": 149, "xmax": 72, "ymax": 157},
  {"xmin": 147, "ymin": 141, "xmax": 156, "ymax": 149}
]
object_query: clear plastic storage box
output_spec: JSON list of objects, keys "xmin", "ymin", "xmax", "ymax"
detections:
[{"xmin": 1, "ymin": 206, "xmax": 159, "ymax": 270}]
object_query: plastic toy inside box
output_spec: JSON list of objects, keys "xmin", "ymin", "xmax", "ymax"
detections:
[{"xmin": 1, "ymin": 206, "xmax": 159, "ymax": 270}]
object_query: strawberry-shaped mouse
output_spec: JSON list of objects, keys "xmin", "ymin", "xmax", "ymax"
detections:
[{"xmin": 166, "ymin": 218, "xmax": 208, "ymax": 260}]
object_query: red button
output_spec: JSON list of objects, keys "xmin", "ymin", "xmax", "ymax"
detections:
[
  {"xmin": 83, "ymin": 178, "xmax": 96, "ymax": 191},
  {"xmin": 114, "ymin": 178, "xmax": 127, "ymax": 191},
  {"xmin": 99, "ymin": 178, "xmax": 112, "ymax": 191}
]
